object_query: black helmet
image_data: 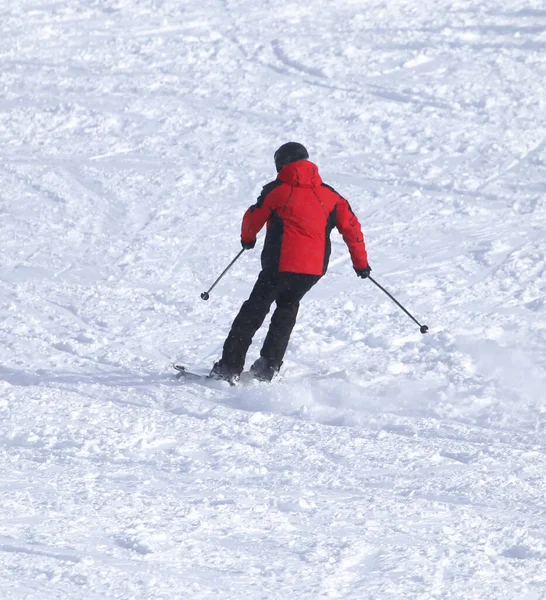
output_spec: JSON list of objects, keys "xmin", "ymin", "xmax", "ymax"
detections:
[{"xmin": 274, "ymin": 142, "xmax": 309, "ymax": 172}]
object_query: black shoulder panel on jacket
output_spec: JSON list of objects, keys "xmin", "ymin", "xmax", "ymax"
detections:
[
  {"xmin": 255, "ymin": 179, "xmax": 284, "ymax": 209},
  {"xmin": 321, "ymin": 182, "xmax": 343, "ymax": 198},
  {"xmin": 321, "ymin": 183, "xmax": 355, "ymax": 214}
]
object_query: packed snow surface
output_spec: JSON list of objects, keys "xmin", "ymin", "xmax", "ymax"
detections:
[{"xmin": 1, "ymin": 0, "xmax": 546, "ymax": 598}]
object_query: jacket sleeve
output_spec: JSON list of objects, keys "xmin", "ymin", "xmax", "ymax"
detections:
[
  {"xmin": 241, "ymin": 182, "xmax": 279, "ymax": 243},
  {"xmin": 335, "ymin": 197, "xmax": 369, "ymax": 270}
]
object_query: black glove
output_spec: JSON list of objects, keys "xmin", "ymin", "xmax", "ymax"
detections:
[
  {"xmin": 241, "ymin": 238, "xmax": 256, "ymax": 250},
  {"xmin": 355, "ymin": 265, "xmax": 371, "ymax": 279}
]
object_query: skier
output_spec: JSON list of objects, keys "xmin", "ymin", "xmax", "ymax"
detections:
[{"xmin": 210, "ymin": 142, "xmax": 371, "ymax": 383}]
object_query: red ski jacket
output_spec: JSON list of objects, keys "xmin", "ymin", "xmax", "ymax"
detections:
[{"xmin": 241, "ymin": 160, "xmax": 369, "ymax": 276}]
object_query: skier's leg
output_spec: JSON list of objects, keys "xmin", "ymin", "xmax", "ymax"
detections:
[
  {"xmin": 218, "ymin": 271, "xmax": 279, "ymax": 373},
  {"xmin": 256, "ymin": 273, "xmax": 320, "ymax": 376}
]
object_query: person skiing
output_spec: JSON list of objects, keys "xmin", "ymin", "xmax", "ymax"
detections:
[{"xmin": 210, "ymin": 142, "xmax": 371, "ymax": 383}]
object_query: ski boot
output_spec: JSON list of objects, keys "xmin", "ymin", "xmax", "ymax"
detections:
[
  {"xmin": 250, "ymin": 357, "xmax": 282, "ymax": 382},
  {"xmin": 209, "ymin": 360, "xmax": 241, "ymax": 385}
]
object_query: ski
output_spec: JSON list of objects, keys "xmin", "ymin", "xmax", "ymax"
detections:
[
  {"xmin": 172, "ymin": 364, "xmax": 237, "ymax": 386},
  {"xmin": 173, "ymin": 364, "xmax": 205, "ymax": 380}
]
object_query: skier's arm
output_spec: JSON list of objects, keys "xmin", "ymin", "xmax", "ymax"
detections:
[
  {"xmin": 335, "ymin": 197, "xmax": 369, "ymax": 270},
  {"xmin": 241, "ymin": 182, "xmax": 280, "ymax": 244}
]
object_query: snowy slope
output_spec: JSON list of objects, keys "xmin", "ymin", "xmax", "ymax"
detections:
[{"xmin": 1, "ymin": 0, "xmax": 546, "ymax": 598}]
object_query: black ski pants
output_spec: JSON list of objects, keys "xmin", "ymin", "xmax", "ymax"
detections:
[{"xmin": 221, "ymin": 270, "xmax": 320, "ymax": 372}]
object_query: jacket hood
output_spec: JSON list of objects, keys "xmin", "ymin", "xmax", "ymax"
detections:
[{"xmin": 277, "ymin": 160, "xmax": 323, "ymax": 188}]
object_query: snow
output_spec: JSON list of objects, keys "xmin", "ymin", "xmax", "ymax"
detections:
[{"xmin": 1, "ymin": 0, "xmax": 546, "ymax": 598}]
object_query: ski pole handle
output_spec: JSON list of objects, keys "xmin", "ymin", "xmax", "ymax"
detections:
[{"xmin": 201, "ymin": 249, "xmax": 245, "ymax": 301}]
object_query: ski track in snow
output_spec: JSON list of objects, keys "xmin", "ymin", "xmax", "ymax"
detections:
[{"xmin": 1, "ymin": 0, "xmax": 546, "ymax": 598}]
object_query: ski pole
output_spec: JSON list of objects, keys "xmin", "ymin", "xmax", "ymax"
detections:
[
  {"xmin": 368, "ymin": 275, "xmax": 429, "ymax": 334},
  {"xmin": 201, "ymin": 249, "xmax": 245, "ymax": 301}
]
